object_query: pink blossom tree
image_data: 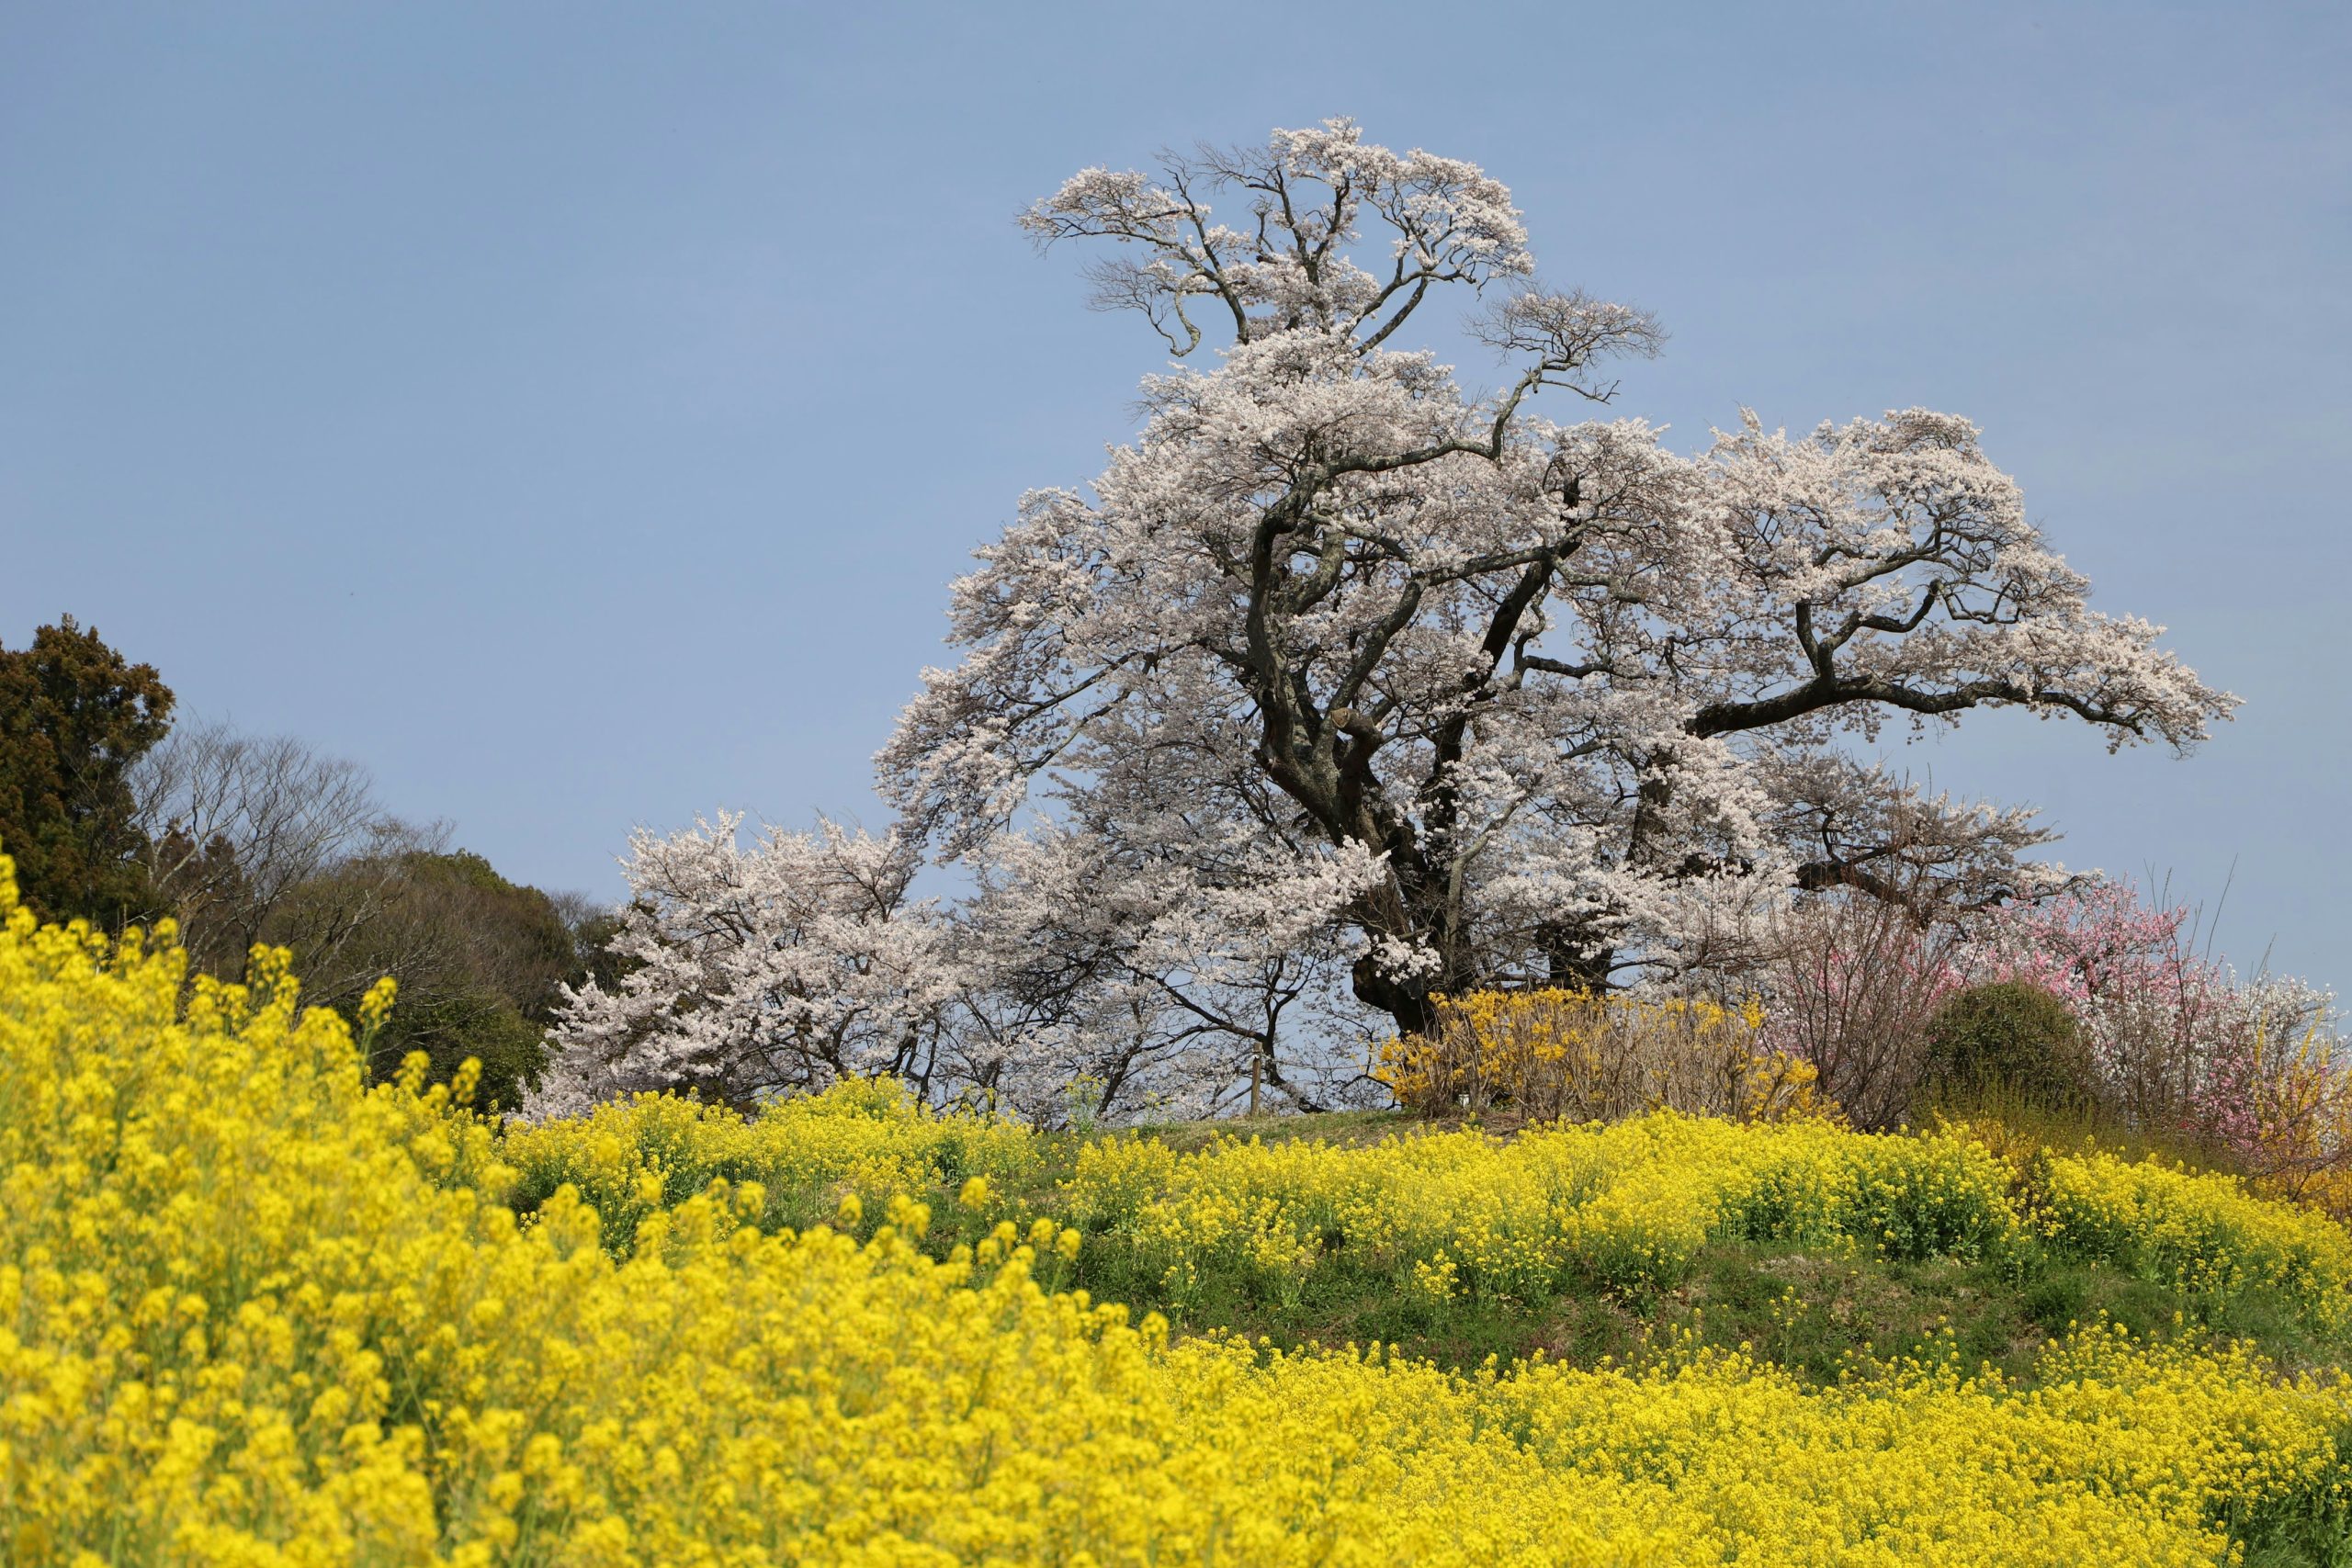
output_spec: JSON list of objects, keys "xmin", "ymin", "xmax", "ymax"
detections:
[{"xmin": 1961, "ymin": 878, "xmax": 2340, "ymax": 1156}]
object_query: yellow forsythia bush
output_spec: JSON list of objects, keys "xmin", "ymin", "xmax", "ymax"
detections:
[
  {"xmin": 2244, "ymin": 1013, "xmax": 2352, "ymax": 1222},
  {"xmin": 1374, "ymin": 987, "xmax": 1822, "ymax": 1122},
  {"xmin": 5, "ymin": 858, "xmax": 2352, "ymax": 1566}
]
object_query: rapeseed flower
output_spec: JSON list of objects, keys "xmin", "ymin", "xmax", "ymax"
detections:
[{"xmin": 3, "ymin": 858, "xmax": 2346, "ymax": 1565}]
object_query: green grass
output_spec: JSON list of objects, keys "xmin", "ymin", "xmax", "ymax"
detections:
[
  {"xmin": 1056, "ymin": 1222, "xmax": 2352, "ymax": 1390},
  {"xmin": 1114, "ymin": 1106, "xmax": 1415, "ymax": 1154}
]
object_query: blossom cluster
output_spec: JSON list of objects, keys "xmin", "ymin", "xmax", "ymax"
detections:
[
  {"xmin": 1753, "ymin": 874, "xmax": 2352, "ymax": 1213},
  {"xmin": 4, "ymin": 868, "xmax": 2348, "ymax": 1565},
  {"xmin": 1963, "ymin": 879, "xmax": 2352, "ymax": 1207}
]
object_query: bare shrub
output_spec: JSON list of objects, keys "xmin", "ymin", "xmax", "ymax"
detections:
[{"xmin": 1758, "ymin": 893, "xmax": 1957, "ymax": 1131}]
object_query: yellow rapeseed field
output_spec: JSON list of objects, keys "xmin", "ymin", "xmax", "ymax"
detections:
[{"xmin": 5, "ymin": 854, "xmax": 2350, "ymax": 1565}]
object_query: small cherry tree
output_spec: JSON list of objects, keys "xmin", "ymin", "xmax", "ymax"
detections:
[
  {"xmin": 531, "ymin": 808, "xmax": 1372, "ymax": 1121},
  {"xmin": 527, "ymin": 816, "xmax": 957, "ymax": 1117}
]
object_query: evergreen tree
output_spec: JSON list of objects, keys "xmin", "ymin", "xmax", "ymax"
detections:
[{"xmin": 0, "ymin": 617, "xmax": 175, "ymax": 929}]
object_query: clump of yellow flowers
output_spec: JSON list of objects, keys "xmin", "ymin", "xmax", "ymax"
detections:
[
  {"xmin": 502, "ymin": 1073, "xmax": 1042, "ymax": 1254},
  {"xmin": 1374, "ymin": 987, "xmax": 1823, "ymax": 1122},
  {"xmin": 5, "ymin": 857, "xmax": 2350, "ymax": 1565}
]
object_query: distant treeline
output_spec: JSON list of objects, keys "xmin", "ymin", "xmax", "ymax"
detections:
[{"xmin": 0, "ymin": 615, "xmax": 613, "ymax": 1106}]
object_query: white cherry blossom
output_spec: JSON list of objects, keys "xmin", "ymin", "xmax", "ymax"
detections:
[{"xmin": 550, "ymin": 120, "xmax": 2234, "ymax": 1111}]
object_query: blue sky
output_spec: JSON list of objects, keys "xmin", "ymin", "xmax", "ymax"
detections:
[{"xmin": 4, "ymin": 3, "xmax": 2346, "ymax": 987}]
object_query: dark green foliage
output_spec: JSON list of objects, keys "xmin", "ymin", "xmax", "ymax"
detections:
[
  {"xmin": 366, "ymin": 851, "xmax": 581, "ymax": 1110},
  {"xmin": 1921, "ymin": 981, "xmax": 2094, "ymax": 1115},
  {"xmin": 0, "ymin": 617, "xmax": 174, "ymax": 930},
  {"xmin": 567, "ymin": 905, "xmax": 639, "ymax": 997},
  {"xmin": 284, "ymin": 848, "xmax": 593, "ymax": 1110},
  {"xmin": 367, "ymin": 986, "xmax": 549, "ymax": 1111}
]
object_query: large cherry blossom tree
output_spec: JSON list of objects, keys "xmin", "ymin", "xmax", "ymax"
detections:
[
  {"xmin": 541, "ymin": 118, "xmax": 2234, "ymax": 1117},
  {"xmin": 879, "ymin": 118, "xmax": 2235, "ymax": 1040}
]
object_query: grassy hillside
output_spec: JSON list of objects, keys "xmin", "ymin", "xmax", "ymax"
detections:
[{"xmin": 510, "ymin": 1089, "xmax": 2352, "ymax": 1393}]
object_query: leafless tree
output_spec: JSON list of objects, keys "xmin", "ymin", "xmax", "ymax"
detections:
[
  {"xmin": 1758, "ymin": 888, "xmax": 1961, "ymax": 1131},
  {"xmin": 131, "ymin": 717, "xmax": 439, "ymax": 980}
]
